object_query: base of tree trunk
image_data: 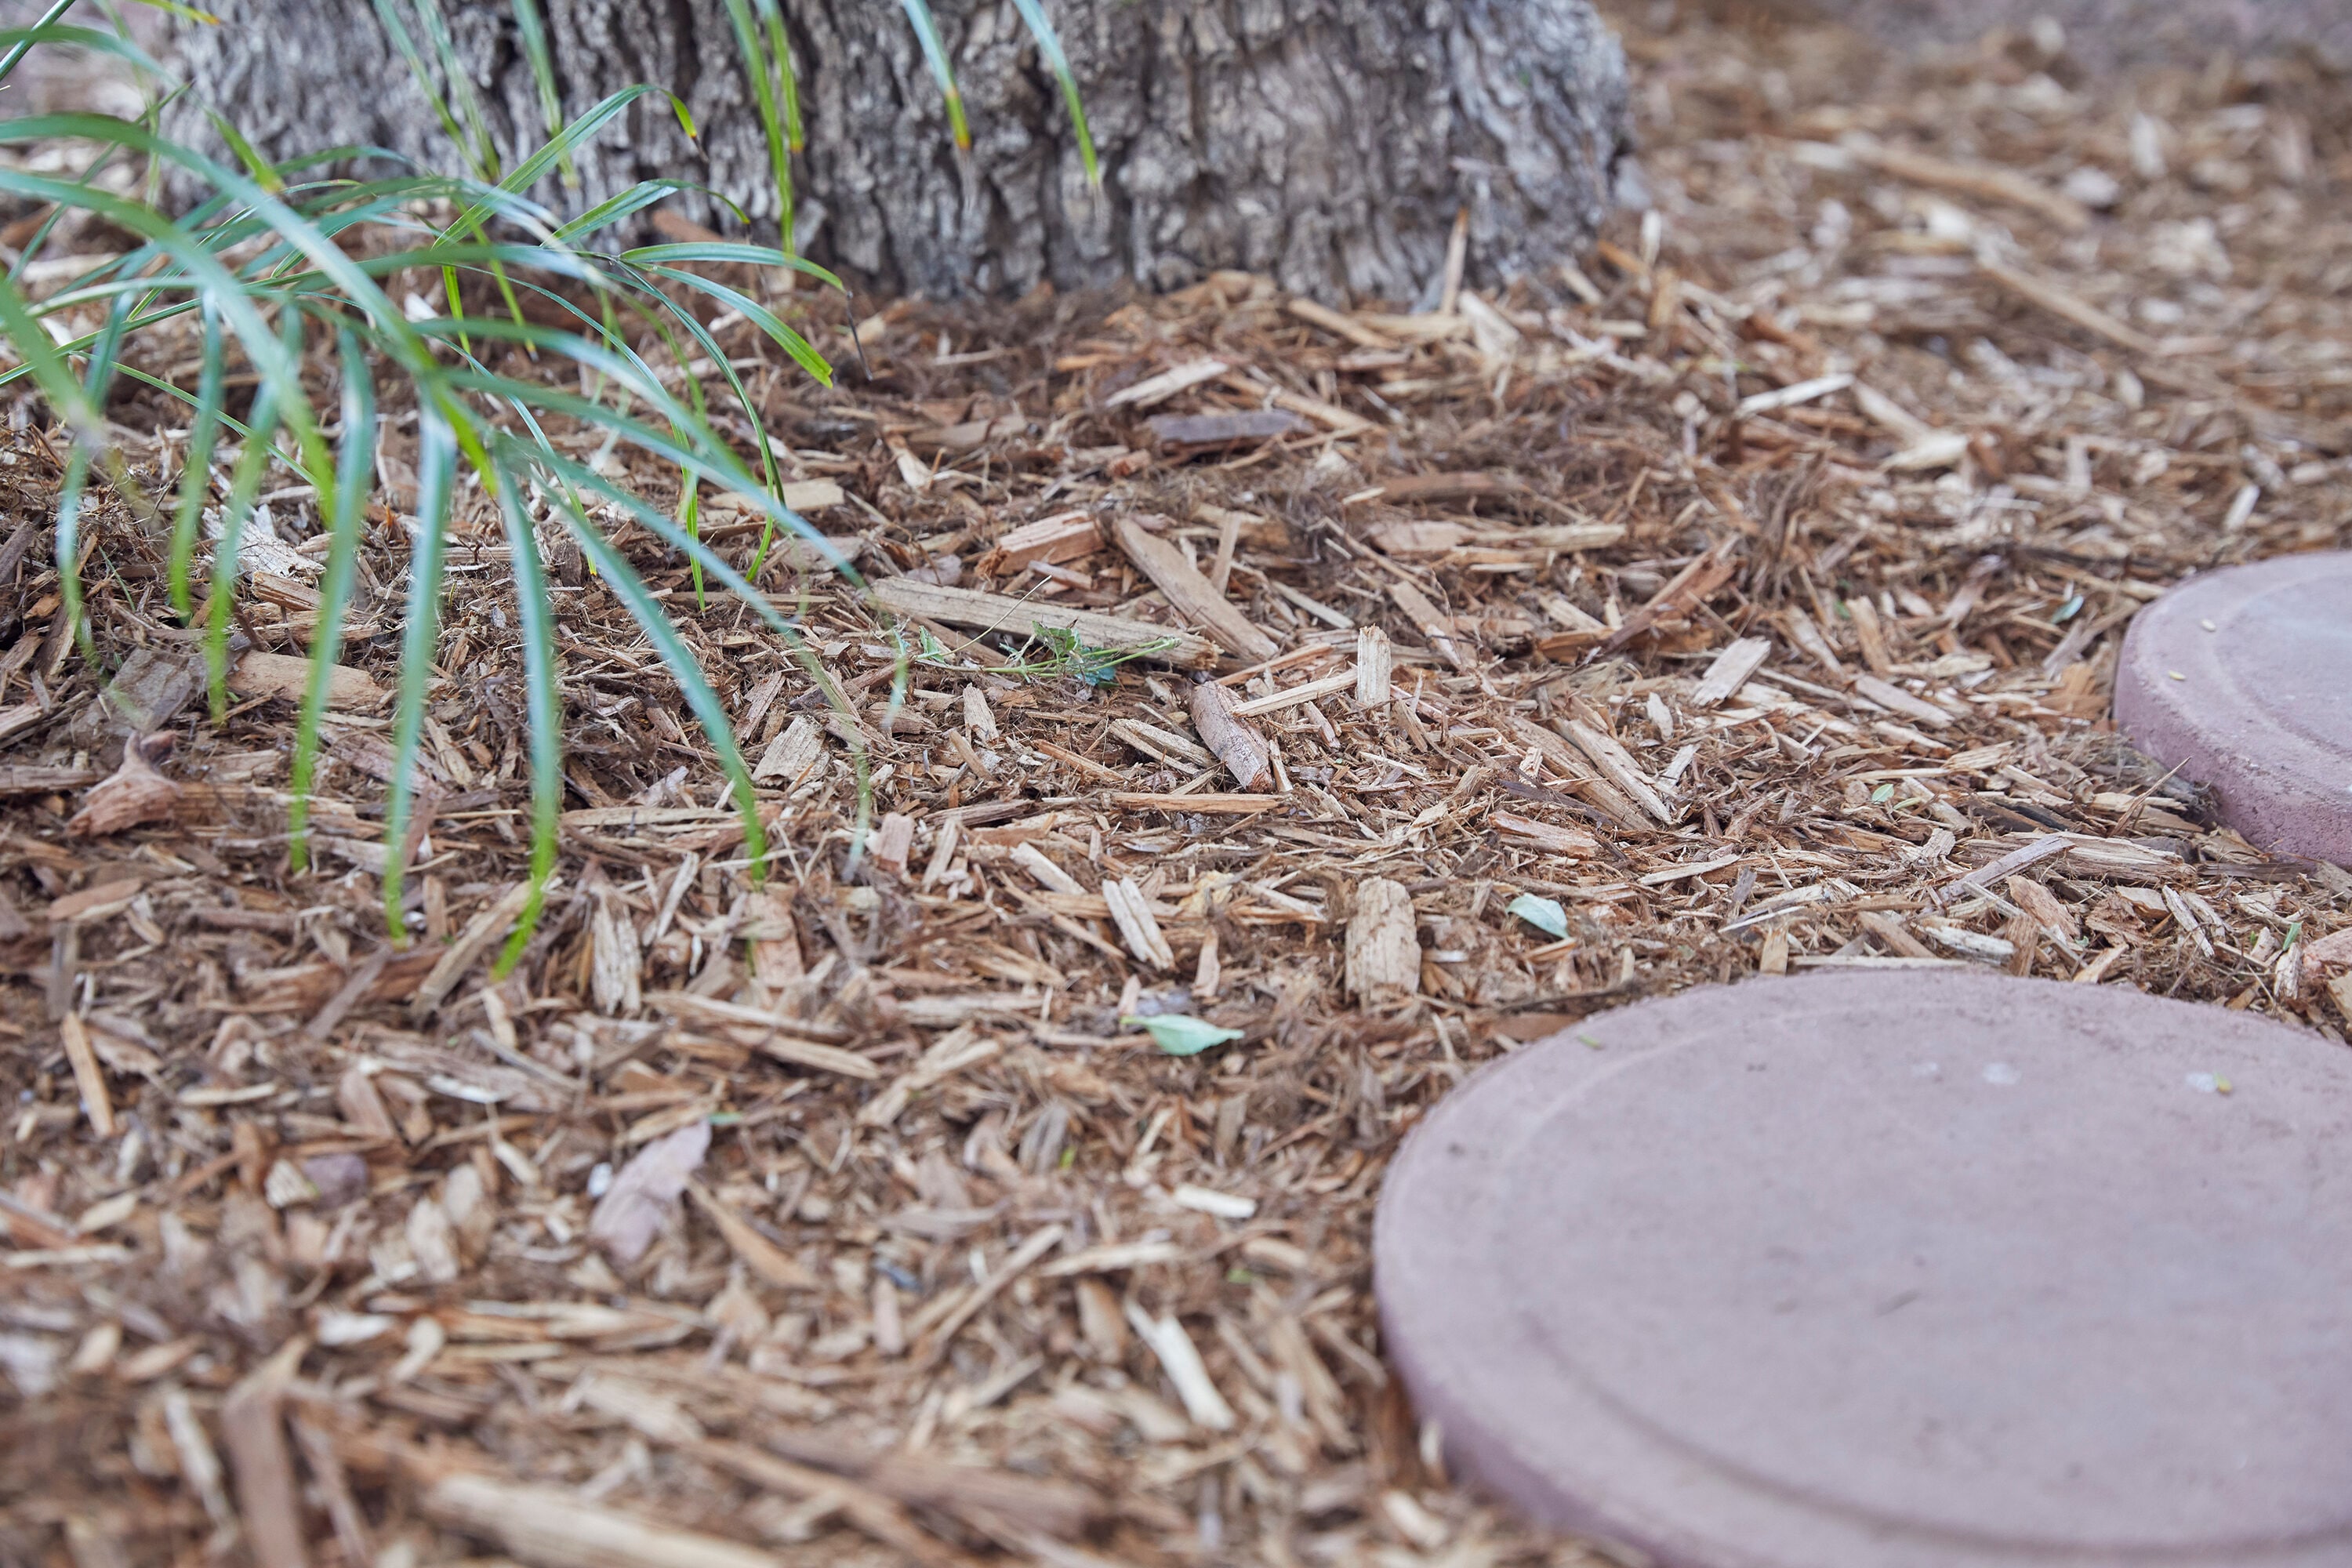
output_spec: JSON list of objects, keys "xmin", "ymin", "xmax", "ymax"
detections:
[{"xmin": 165, "ymin": 0, "xmax": 1631, "ymax": 304}]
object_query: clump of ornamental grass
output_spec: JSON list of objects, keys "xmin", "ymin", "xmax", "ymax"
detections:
[{"xmin": 0, "ymin": 0, "xmax": 1095, "ymax": 971}]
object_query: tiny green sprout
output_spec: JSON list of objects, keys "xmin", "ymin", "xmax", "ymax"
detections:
[
  {"xmin": 706, "ymin": 1110, "xmax": 743, "ymax": 1127},
  {"xmin": 1058, "ymin": 1145, "xmax": 1076, "ymax": 1170},
  {"xmin": 1579, "ymin": 1033, "xmax": 1605, "ymax": 1051},
  {"xmin": 1225, "ymin": 1267, "xmax": 1257, "ymax": 1286},
  {"xmin": 1870, "ymin": 782, "xmax": 1895, "ymax": 804}
]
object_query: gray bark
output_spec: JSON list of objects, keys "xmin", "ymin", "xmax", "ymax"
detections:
[{"xmin": 164, "ymin": 0, "xmax": 1630, "ymax": 304}]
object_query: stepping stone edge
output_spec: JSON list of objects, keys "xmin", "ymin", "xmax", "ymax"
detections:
[
  {"xmin": 2113, "ymin": 550, "xmax": 2352, "ymax": 866},
  {"xmin": 1374, "ymin": 970, "xmax": 2352, "ymax": 1568}
]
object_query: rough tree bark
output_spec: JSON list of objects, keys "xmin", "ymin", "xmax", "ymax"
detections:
[{"xmin": 165, "ymin": 0, "xmax": 1631, "ymax": 304}]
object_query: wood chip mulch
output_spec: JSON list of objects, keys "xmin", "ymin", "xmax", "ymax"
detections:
[{"xmin": 3, "ymin": 8, "xmax": 2350, "ymax": 1565}]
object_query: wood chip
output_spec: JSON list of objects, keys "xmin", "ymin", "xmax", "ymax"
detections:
[
  {"xmin": 1287, "ymin": 296, "xmax": 1399, "ymax": 350},
  {"xmin": 1385, "ymin": 579, "xmax": 1468, "ymax": 670},
  {"xmin": 1102, "ymin": 877, "xmax": 1175, "ymax": 971},
  {"xmin": 59, "ymin": 1012, "xmax": 113, "ymax": 1138},
  {"xmin": 424, "ymin": 1472, "xmax": 784, "ymax": 1568},
  {"xmin": 410, "ymin": 880, "xmax": 539, "ymax": 1019},
  {"xmin": 1851, "ymin": 673, "xmax": 1955, "ymax": 729},
  {"xmin": 688, "ymin": 1180, "xmax": 817, "ymax": 1290},
  {"xmin": 977, "ymin": 513, "xmax": 1102, "ymax": 575},
  {"xmin": 1559, "ymin": 720, "xmax": 1675, "ymax": 823},
  {"xmin": 873, "ymin": 579, "xmax": 1215, "ymax": 668},
  {"xmin": 1345, "ymin": 878, "xmax": 1420, "ymax": 1001},
  {"xmin": 230, "ymin": 649, "xmax": 383, "ymax": 709},
  {"xmin": 1123, "ymin": 1301, "xmax": 1236, "ymax": 1431},
  {"xmin": 753, "ymin": 716, "xmax": 825, "ymax": 785},
  {"xmin": 1354, "ymin": 626, "xmax": 1392, "ymax": 706},
  {"xmin": 1105, "ymin": 792, "xmax": 1286, "ymax": 815},
  {"xmin": 1492, "ymin": 811, "xmax": 1598, "ymax": 856},
  {"xmin": 1690, "ymin": 637, "xmax": 1773, "ymax": 707},
  {"xmin": 1109, "ymin": 516, "xmax": 1279, "ymax": 662},
  {"xmin": 1188, "ymin": 680, "xmax": 1272, "ymax": 790},
  {"xmin": 1104, "ymin": 358, "xmax": 1227, "ymax": 408}
]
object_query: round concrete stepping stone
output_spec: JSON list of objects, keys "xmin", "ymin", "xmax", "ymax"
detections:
[
  {"xmin": 1376, "ymin": 971, "xmax": 2352, "ymax": 1568},
  {"xmin": 2113, "ymin": 550, "xmax": 2352, "ymax": 865}
]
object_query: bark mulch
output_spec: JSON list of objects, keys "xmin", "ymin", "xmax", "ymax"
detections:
[{"xmin": 4, "ymin": 6, "xmax": 2350, "ymax": 1565}]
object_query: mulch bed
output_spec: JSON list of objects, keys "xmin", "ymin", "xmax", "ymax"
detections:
[{"xmin": 4, "ymin": 6, "xmax": 2350, "ymax": 1565}]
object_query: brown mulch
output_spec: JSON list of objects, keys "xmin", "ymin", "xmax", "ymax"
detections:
[{"xmin": 5, "ymin": 6, "xmax": 2351, "ymax": 1566}]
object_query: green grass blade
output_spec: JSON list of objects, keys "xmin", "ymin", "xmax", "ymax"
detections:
[
  {"xmin": 548, "ymin": 178, "xmax": 730, "ymax": 244},
  {"xmin": 0, "ymin": 267, "xmax": 110, "ymax": 661},
  {"xmin": 289, "ymin": 328, "xmax": 377, "ymax": 871},
  {"xmin": 368, "ymin": 0, "xmax": 478, "ymax": 176},
  {"xmin": 508, "ymin": 0, "xmax": 575, "ymax": 189},
  {"xmin": 1007, "ymin": 0, "xmax": 1098, "ymax": 185},
  {"xmin": 546, "ymin": 481, "xmax": 768, "ymax": 873},
  {"xmin": 490, "ymin": 457, "xmax": 562, "ymax": 972},
  {"xmin": 167, "ymin": 298, "xmax": 225, "ymax": 619},
  {"xmin": 0, "ymin": 23, "xmax": 170, "ymax": 82},
  {"xmin": 379, "ymin": 404, "xmax": 459, "ymax": 936},
  {"xmin": 757, "ymin": 0, "xmax": 802, "ymax": 152},
  {"xmin": 201, "ymin": 339, "xmax": 292, "ymax": 721},
  {"xmin": 205, "ymin": 108, "xmax": 286, "ymax": 194},
  {"xmin": 720, "ymin": 0, "xmax": 793, "ymax": 249},
  {"xmin": 411, "ymin": 0, "xmax": 500, "ymax": 179},
  {"xmin": 616, "ymin": 240, "xmax": 844, "ymax": 293},
  {"xmin": 898, "ymin": 0, "xmax": 971, "ymax": 151},
  {"xmin": 637, "ymin": 263, "xmax": 833, "ymax": 385},
  {"xmin": 122, "ymin": 0, "xmax": 220, "ymax": 22}
]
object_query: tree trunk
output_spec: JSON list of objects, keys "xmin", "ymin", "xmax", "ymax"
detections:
[{"xmin": 165, "ymin": 0, "xmax": 1630, "ymax": 304}]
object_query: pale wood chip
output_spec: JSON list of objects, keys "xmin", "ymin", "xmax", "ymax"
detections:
[
  {"xmin": 869, "ymin": 811, "xmax": 916, "ymax": 875},
  {"xmin": 1123, "ymin": 1301, "xmax": 1236, "ymax": 1431},
  {"xmin": 1188, "ymin": 679, "xmax": 1272, "ymax": 790},
  {"xmin": 859, "ymin": 1026, "xmax": 1002, "ymax": 1127},
  {"xmin": 1344, "ymin": 878, "xmax": 1420, "ymax": 1001},
  {"xmin": 1011, "ymin": 841, "xmax": 1083, "ymax": 895},
  {"xmin": 58, "ymin": 1013, "xmax": 114, "ymax": 1138},
  {"xmin": 230, "ymin": 649, "xmax": 383, "ymax": 709},
  {"xmin": 874, "ymin": 578, "xmax": 1214, "ymax": 668},
  {"xmin": 753, "ymin": 715, "xmax": 825, "ymax": 785},
  {"xmin": 1354, "ymin": 626, "xmax": 1392, "ymax": 706},
  {"xmin": 1560, "ymin": 719, "xmax": 1675, "ymax": 822},
  {"xmin": 1492, "ymin": 811, "xmax": 1596, "ymax": 856},
  {"xmin": 221, "ymin": 1338, "xmax": 311, "ymax": 1568},
  {"xmin": 1102, "ymin": 877, "xmax": 1176, "ymax": 971},
  {"xmin": 1690, "ymin": 637, "xmax": 1771, "ymax": 707},
  {"xmin": 424, "ymin": 1472, "xmax": 783, "ymax": 1568},
  {"xmin": 1107, "ymin": 717, "xmax": 1213, "ymax": 769},
  {"xmin": 410, "ymin": 880, "xmax": 539, "ymax": 1019},
  {"xmin": 1851, "ymin": 673, "xmax": 1955, "ymax": 729},
  {"xmin": 1103, "ymin": 358, "xmax": 1226, "ymax": 408},
  {"xmin": 687, "ymin": 1181, "xmax": 816, "ymax": 1290},
  {"xmin": 1109, "ymin": 516, "xmax": 1279, "ymax": 661},
  {"xmin": 1385, "ymin": 578, "xmax": 1468, "ymax": 670}
]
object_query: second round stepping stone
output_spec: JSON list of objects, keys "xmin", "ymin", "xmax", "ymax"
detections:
[
  {"xmin": 1376, "ymin": 971, "xmax": 2352, "ymax": 1568},
  {"xmin": 2114, "ymin": 550, "xmax": 2352, "ymax": 865}
]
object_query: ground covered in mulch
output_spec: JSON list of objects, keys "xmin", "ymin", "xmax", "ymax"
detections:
[{"xmin": 5, "ymin": 6, "xmax": 2350, "ymax": 1566}]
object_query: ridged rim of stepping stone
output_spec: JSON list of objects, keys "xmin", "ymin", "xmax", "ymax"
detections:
[
  {"xmin": 2114, "ymin": 550, "xmax": 2352, "ymax": 866},
  {"xmin": 1375, "ymin": 971, "xmax": 2352, "ymax": 1568}
]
